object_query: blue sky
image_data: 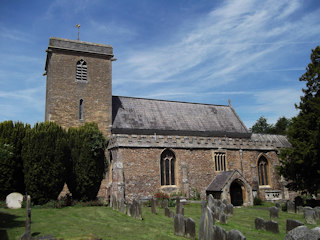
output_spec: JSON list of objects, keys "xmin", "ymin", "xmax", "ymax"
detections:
[{"xmin": 0, "ymin": 0, "xmax": 319, "ymax": 128}]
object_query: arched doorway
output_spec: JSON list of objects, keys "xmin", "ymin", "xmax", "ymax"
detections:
[{"xmin": 230, "ymin": 181, "xmax": 243, "ymax": 206}]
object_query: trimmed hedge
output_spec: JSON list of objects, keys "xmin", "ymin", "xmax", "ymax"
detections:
[
  {"xmin": 67, "ymin": 123, "xmax": 106, "ymax": 201},
  {"xmin": 22, "ymin": 122, "xmax": 69, "ymax": 205}
]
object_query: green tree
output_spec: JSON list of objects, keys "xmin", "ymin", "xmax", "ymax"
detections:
[
  {"xmin": 22, "ymin": 122, "xmax": 69, "ymax": 204},
  {"xmin": 0, "ymin": 121, "xmax": 29, "ymax": 198},
  {"xmin": 67, "ymin": 123, "xmax": 106, "ymax": 201},
  {"xmin": 279, "ymin": 46, "xmax": 320, "ymax": 195},
  {"xmin": 250, "ymin": 116, "xmax": 273, "ymax": 133},
  {"xmin": 273, "ymin": 117, "xmax": 291, "ymax": 135}
]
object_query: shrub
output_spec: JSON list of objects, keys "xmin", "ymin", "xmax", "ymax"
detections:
[
  {"xmin": 253, "ymin": 197, "xmax": 263, "ymax": 205},
  {"xmin": 0, "ymin": 121, "xmax": 29, "ymax": 198},
  {"xmin": 154, "ymin": 191, "xmax": 169, "ymax": 200},
  {"xmin": 67, "ymin": 123, "xmax": 106, "ymax": 201},
  {"xmin": 22, "ymin": 122, "xmax": 69, "ymax": 205}
]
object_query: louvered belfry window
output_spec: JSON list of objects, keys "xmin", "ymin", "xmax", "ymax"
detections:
[
  {"xmin": 76, "ymin": 59, "xmax": 87, "ymax": 81},
  {"xmin": 214, "ymin": 152, "xmax": 226, "ymax": 171}
]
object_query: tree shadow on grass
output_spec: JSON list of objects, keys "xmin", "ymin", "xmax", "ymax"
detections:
[{"xmin": 0, "ymin": 211, "xmax": 25, "ymax": 229}]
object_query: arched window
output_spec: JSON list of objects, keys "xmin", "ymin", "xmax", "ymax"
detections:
[
  {"xmin": 79, "ymin": 99, "xmax": 84, "ymax": 120},
  {"xmin": 160, "ymin": 149, "xmax": 175, "ymax": 186},
  {"xmin": 258, "ymin": 156, "xmax": 269, "ymax": 185},
  {"xmin": 214, "ymin": 152, "xmax": 226, "ymax": 171},
  {"xmin": 76, "ymin": 59, "xmax": 87, "ymax": 81}
]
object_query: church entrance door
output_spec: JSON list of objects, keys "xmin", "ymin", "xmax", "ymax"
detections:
[{"xmin": 230, "ymin": 181, "xmax": 243, "ymax": 206}]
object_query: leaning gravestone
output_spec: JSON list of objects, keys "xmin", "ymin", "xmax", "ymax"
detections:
[
  {"xmin": 119, "ymin": 199, "xmax": 126, "ymax": 214},
  {"xmin": 201, "ymin": 201, "xmax": 207, "ymax": 212},
  {"xmin": 199, "ymin": 206, "xmax": 214, "ymax": 240},
  {"xmin": 208, "ymin": 194, "xmax": 215, "ymax": 210},
  {"xmin": 174, "ymin": 214, "xmax": 185, "ymax": 237},
  {"xmin": 127, "ymin": 203, "xmax": 132, "ymax": 217},
  {"xmin": 132, "ymin": 199, "xmax": 142, "ymax": 220},
  {"xmin": 225, "ymin": 204, "xmax": 234, "ymax": 216},
  {"xmin": 287, "ymin": 201, "xmax": 295, "ymax": 214},
  {"xmin": 170, "ymin": 211, "xmax": 175, "ymax": 218},
  {"xmin": 269, "ymin": 206, "xmax": 279, "ymax": 218},
  {"xmin": 226, "ymin": 229, "xmax": 246, "ymax": 240},
  {"xmin": 185, "ymin": 217, "xmax": 196, "ymax": 240},
  {"xmin": 286, "ymin": 219, "xmax": 304, "ymax": 233},
  {"xmin": 222, "ymin": 199, "xmax": 228, "ymax": 205},
  {"xmin": 213, "ymin": 225, "xmax": 227, "ymax": 240},
  {"xmin": 6, "ymin": 192, "xmax": 24, "ymax": 209},
  {"xmin": 310, "ymin": 227, "xmax": 320, "ymax": 238},
  {"xmin": 314, "ymin": 207, "xmax": 320, "ymax": 220},
  {"xmin": 265, "ymin": 220, "xmax": 279, "ymax": 234},
  {"xmin": 304, "ymin": 207, "xmax": 317, "ymax": 225},
  {"xmin": 254, "ymin": 217, "xmax": 265, "ymax": 230}
]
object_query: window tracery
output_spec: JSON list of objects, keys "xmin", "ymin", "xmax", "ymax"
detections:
[{"xmin": 160, "ymin": 149, "xmax": 175, "ymax": 185}]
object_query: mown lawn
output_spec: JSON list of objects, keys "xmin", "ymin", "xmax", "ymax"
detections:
[{"xmin": 1, "ymin": 203, "xmax": 319, "ymax": 240}]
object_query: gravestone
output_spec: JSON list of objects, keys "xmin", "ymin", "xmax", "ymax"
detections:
[
  {"xmin": 127, "ymin": 203, "xmax": 132, "ymax": 217},
  {"xmin": 201, "ymin": 201, "xmax": 207, "ymax": 212},
  {"xmin": 222, "ymin": 199, "xmax": 228, "ymax": 205},
  {"xmin": 20, "ymin": 195, "xmax": 31, "ymax": 240},
  {"xmin": 255, "ymin": 217, "xmax": 265, "ymax": 230},
  {"xmin": 213, "ymin": 225, "xmax": 227, "ymax": 240},
  {"xmin": 269, "ymin": 206, "xmax": 279, "ymax": 218},
  {"xmin": 216, "ymin": 200, "xmax": 222, "ymax": 207},
  {"xmin": 310, "ymin": 227, "xmax": 320, "ymax": 238},
  {"xmin": 265, "ymin": 220, "xmax": 279, "ymax": 234},
  {"xmin": 226, "ymin": 229, "xmax": 246, "ymax": 240},
  {"xmin": 163, "ymin": 199, "xmax": 168, "ymax": 208},
  {"xmin": 6, "ymin": 192, "xmax": 24, "ymax": 209},
  {"xmin": 219, "ymin": 213, "xmax": 227, "ymax": 224},
  {"xmin": 185, "ymin": 217, "xmax": 196, "ymax": 240},
  {"xmin": 133, "ymin": 199, "xmax": 142, "ymax": 220},
  {"xmin": 225, "ymin": 204, "xmax": 233, "ymax": 216},
  {"xmin": 284, "ymin": 225, "xmax": 317, "ymax": 240},
  {"xmin": 199, "ymin": 206, "xmax": 214, "ymax": 240},
  {"xmin": 286, "ymin": 219, "xmax": 304, "ymax": 233},
  {"xmin": 296, "ymin": 206, "xmax": 303, "ymax": 214},
  {"xmin": 208, "ymin": 194, "xmax": 215, "ymax": 210},
  {"xmin": 151, "ymin": 198, "xmax": 156, "ymax": 214},
  {"xmin": 275, "ymin": 202, "xmax": 281, "ymax": 208},
  {"xmin": 220, "ymin": 203, "xmax": 227, "ymax": 214},
  {"xmin": 314, "ymin": 207, "xmax": 320, "ymax": 220},
  {"xmin": 214, "ymin": 207, "xmax": 220, "ymax": 220},
  {"xmin": 119, "ymin": 199, "xmax": 126, "ymax": 214},
  {"xmin": 287, "ymin": 201, "xmax": 295, "ymax": 214},
  {"xmin": 165, "ymin": 207, "xmax": 170, "ymax": 217},
  {"xmin": 304, "ymin": 207, "xmax": 317, "ymax": 224},
  {"xmin": 174, "ymin": 214, "xmax": 185, "ymax": 237},
  {"xmin": 170, "ymin": 211, "xmax": 175, "ymax": 218}
]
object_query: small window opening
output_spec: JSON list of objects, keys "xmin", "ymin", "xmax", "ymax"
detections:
[
  {"xmin": 79, "ymin": 99, "xmax": 84, "ymax": 120},
  {"xmin": 76, "ymin": 59, "xmax": 87, "ymax": 81},
  {"xmin": 214, "ymin": 152, "xmax": 226, "ymax": 171}
]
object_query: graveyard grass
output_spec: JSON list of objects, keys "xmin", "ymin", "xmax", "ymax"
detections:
[{"xmin": 1, "ymin": 203, "xmax": 319, "ymax": 240}]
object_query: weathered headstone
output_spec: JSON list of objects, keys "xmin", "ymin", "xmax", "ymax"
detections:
[
  {"xmin": 201, "ymin": 201, "xmax": 207, "ymax": 212},
  {"xmin": 213, "ymin": 225, "xmax": 227, "ymax": 240},
  {"xmin": 310, "ymin": 227, "xmax": 320, "ymax": 239},
  {"xmin": 225, "ymin": 204, "xmax": 234, "ymax": 216},
  {"xmin": 296, "ymin": 206, "xmax": 303, "ymax": 214},
  {"xmin": 170, "ymin": 211, "xmax": 175, "ymax": 219},
  {"xmin": 226, "ymin": 229, "xmax": 246, "ymax": 240},
  {"xmin": 214, "ymin": 207, "xmax": 220, "ymax": 220},
  {"xmin": 269, "ymin": 206, "xmax": 279, "ymax": 218},
  {"xmin": 119, "ymin": 199, "xmax": 126, "ymax": 214},
  {"xmin": 20, "ymin": 195, "xmax": 32, "ymax": 240},
  {"xmin": 219, "ymin": 213, "xmax": 227, "ymax": 224},
  {"xmin": 216, "ymin": 200, "xmax": 222, "ymax": 207},
  {"xmin": 304, "ymin": 207, "xmax": 317, "ymax": 224},
  {"xmin": 208, "ymin": 194, "xmax": 215, "ymax": 210},
  {"xmin": 165, "ymin": 207, "xmax": 170, "ymax": 217},
  {"xmin": 163, "ymin": 199, "xmax": 168, "ymax": 208},
  {"xmin": 127, "ymin": 203, "xmax": 132, "ymax": 217},
  {"xmin": 185, "ymin": 217, "xmax": 196, "ymax": 240},
  {"xmin": 199, "ymin": 206, "xmax": 214, "ymax": 240},
  {"xmin": 255, "ymin": 217, "xmax": 265, "ymax": 230},
  {"xmin": 287, "ymin": 201, "xmax": 295, "ymax": 214},
  {"xmin": 286, "ymin": 219, "xmax": 304, "ymax": 233},
  {"xmin": 133, "ymin": 199, "xmax": 142, "ymax": 220},
  {"xmin": 220, "ymin": 203, "xmax": 227, "ymax": 214},
  {"xmin": 314, "ymin": 207, "xmax": 320, "ymax": 220},
  {"xmin": 284, "ymin": 225, "xmax": 316, "ymax": 240},
  {"xmin": 265, "ymin": 220, "xmax": 279, "ymax": 234},
  {"xmin": 151, "ymin": 198, "xmax": 156, "ymax": 214},
  {"xmin": 174, "ymin": 214, "xmax": 185, "ymax": 237},
  {"xmin": 6, "ymin": 192, "xmax": 24, "ymax": 209},
  {"xmin": 222, "ymin": 199, "xmax": 228, "ymax": 205}
]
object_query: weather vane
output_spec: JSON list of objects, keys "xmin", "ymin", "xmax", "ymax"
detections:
[{"xmin": 76, "ymin": 24, "xmax": 80, "ymax": 40}]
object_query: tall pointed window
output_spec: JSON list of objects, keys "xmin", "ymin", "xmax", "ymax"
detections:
[
  {"xmin": 79, "ymin": 99, "xmax": 84, "ymax": 120},
  {"xmin": 160, "ymin": 149, "xmax": 175, "ymax": 186},
  {"xmin": 76, "ymin": 59, "xmax": 87, "ymax": 81},
  {"xmin": 258, "ymin": 156, "xmax": 269, "ymax": 185}
]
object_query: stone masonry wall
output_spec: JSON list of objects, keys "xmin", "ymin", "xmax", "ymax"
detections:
[
  {"xmin": 45, "ymin": 50, "xmax": 112, "ymax": 137},
  {"xmin": 111, "ymin": 146, "xmax": 283, "ymax": 202}
]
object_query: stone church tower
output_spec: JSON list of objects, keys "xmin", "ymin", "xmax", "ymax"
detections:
[{"xmin": 44, "ymin": 37, "xmax": 114, "ymax": 137}]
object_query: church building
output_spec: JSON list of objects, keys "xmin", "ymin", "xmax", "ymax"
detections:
[{"xmin": 44, "ymin": 37, "xmax": 293, "ymax": 206}]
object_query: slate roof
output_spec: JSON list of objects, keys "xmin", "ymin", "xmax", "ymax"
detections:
[
  {"xmin": 251, "ymin": 133, "xmax": 291, "ymax": 148},
  {"xmin": 112, "ymin": 96, "xmax": 251, "ymax": 138},
  {"xmin": 206, "ymin": 171, "xmax": 234, "ymax": 192}
]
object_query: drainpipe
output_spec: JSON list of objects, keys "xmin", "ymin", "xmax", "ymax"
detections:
[{"xmin": 240, "ymin": 149, "xmax": 244, "ymax": 176}]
